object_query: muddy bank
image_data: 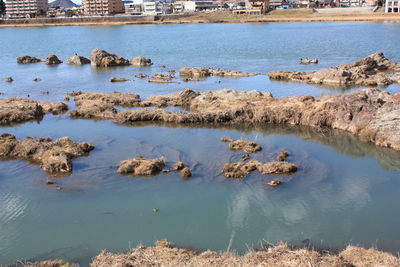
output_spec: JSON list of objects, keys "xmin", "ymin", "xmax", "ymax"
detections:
[
  {"xmin": 0, "ymin": 134, "xmax": 94, "ymax": 174},
  {"xmin": 0, "ymin": 98, "xmax": 68, "ymax": 125},
  {"xmin": 87, "ymin": 242, "xmax": 400, "ymax": 267},
  {"xmin": 268, "ymin": 52, "xmax": 400, "ymax": 87},
  {"xmin": 69, "ymin": 88, "xmax": 400, "ymax": 151}
]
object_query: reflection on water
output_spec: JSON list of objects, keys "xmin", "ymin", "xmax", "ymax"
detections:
[{"xmin": 0, "ymin": 116, "xmax": 400, "ymax": 265}]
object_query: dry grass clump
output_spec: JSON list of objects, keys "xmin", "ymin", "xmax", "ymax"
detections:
[
  {"xmin": 229, "ymin": 138, "xmax": 262, "ymax": 154},
  {"xmin": 90, "ymin": 242, "xmax": 400, "ymax": 267},
  {"xmin": 117, "ymin": 156, "xmax": 165, "ymax": 176},
  {"xmin": 339, "ymin": 246, "xmax": 400, "ymax": 267},
  {"xmin": 223, "ymin": 160, "xmax": 297, "ymax": 178}
]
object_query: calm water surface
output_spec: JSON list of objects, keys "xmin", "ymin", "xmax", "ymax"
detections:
[{"xmin": 1, "ymin": 22, "xmax": 400, "ymax": 265}]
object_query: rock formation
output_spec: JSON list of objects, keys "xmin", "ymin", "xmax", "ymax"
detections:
[
  {"xmin": 276, "ymin": 151, "xmax": 289, "ymax": 161},
  {"xmin": 0, "ymin": 98, "xmax": 67, "ymax": 125},
  {"xmin": 135, "ymin": 73, "xmax": 148, "ymax": 79},
  {"xmin": 109, "ymin": 77, "xmax": 129, "ymax": 82},
  {"xmin": 299, "ymin": 58, "xmax": 318, "ymax": 64},
  {"xmin": 269, "ymin": 53, "xmax": 400, "ymax": 87},
  {"xmin": 179, "ymin": 67, "xmax": 257, "ymax": 81},
  {"xmin": 44, "ymin": 54, "xmax": 63, "ymax": 65},
  {"xmin": 148, "ymin": 73, "xmax": 174, "ymax": 83},
  {"xmin": 0, "ymin": 134, "xmax": 94, "ymax": 174},
  {"xmin": 130, "ymin": 56, "xmax": 152, "ymax": 67},
  {"xmin": 66, "ymin": 55, "xmax": 91, "ymax": 65},
  {"xmin": 17, "ymin": 56, "xmax": 42, "ymax": 64},
  {"xmin": 180, "ymin": 167, "xmax": 192, "ymax": 178},
  {"xmin": 89, "ymin": 49, "xmax": 130, "ymax": 67},
  {"xmin": 3, "ymin": 77, "xmax": 13, "ymax": 82},
  {"xmin": 117, "ymin": 156, "xmax": 165, "ymax": 176}
]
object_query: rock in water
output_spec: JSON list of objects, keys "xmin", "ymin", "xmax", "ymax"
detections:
[
  {"xmin": 66, "ymin": 55, "xmax": 91, "ymax": 65},
  {"xmin": 181, "ymin": 167, "xmax": 192, "ymax": 178},
  {"xmin": 269, "ymin": 52, "xmax": 400, "ymax": 87},
  {"xmin": 267, "ymin": 179, "xmax": 282, "ymax": 187},
  {"xmin": 17, "ymin": 56, "xmax": 42, "ymax": 64},
  {"xmin": 130, "ymin": 56, "xmax": 152, "ymax": 67},
  {"xmin": 44, "ymin": 55, "xmax": 63, "ymax": 65},
  {"xmin": 172, "ymin": 161, "xmax": 185, "ymax": 171},
  {"xmin": 276, "ymin": 151, "xmax": 289, "ymax": 161},
  {"xmin": 89, "ymin": 48, "xmax": 130, "ymax": 67},
  {"xmin": 109, "ymin": 77, "xmax": 129, "ymax": 82}
]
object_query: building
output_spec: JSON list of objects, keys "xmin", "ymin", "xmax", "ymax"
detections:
[
  {"xmin": 5, "ymin": 0, "xmax": 48, "ymax": 18},
  {"xmin": 247, "ymin": 0, "xmax": 269, "ymax": 13},
  {"xmin": 82, "ymin": 0, "xmax": 123, "ymax": 15},
  {"xmin": 386, "ymin": 0, "xmax": 400, "ymax": 12},
  {"xmin": 232, "ymin": 0, "xmax": 268, "ymax": 14},
  {"xmin": 142, "ymin": 1, "xmax": 157, "ymax": 14},
  {"xmin": 178, "ymin": 0, "xmax": 218, "ymax": 11}
]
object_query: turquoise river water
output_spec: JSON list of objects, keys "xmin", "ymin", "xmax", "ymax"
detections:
[{"xmin": 0, "ymin": 22, "xmax": 400, "ymax": 265}]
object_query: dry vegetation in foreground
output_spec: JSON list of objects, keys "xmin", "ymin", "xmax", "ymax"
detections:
[
  {"xmin": 90, "ymin": 243, "xmax": 400, "ymax": 267},
  {"xmin": 19, "ymin": 242, "xmax": 400, "ymax": 267}
]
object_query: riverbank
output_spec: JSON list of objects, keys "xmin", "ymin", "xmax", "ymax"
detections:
[
  {"xmin": 24, "ymin": 242, "xmax": 400, "ymax": 267},
  {"xmin": 1, "ymin": 10, "xmax": 400, "ymax": 27}
]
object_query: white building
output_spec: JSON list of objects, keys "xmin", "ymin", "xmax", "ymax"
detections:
[
  {"xmin": 177, "ymin": 0, "xmax": 217, "ymax": 11},
  {"xmin": 5, "ymin": 0, "xmax": 47, "ymax": 18},
  {"xmin": 386, "ymin": 0, "xmax": 400, "ymax": 12},
  {"xmin": 143, "ymin": 1, "xmax": 158, "ymax": 14}
]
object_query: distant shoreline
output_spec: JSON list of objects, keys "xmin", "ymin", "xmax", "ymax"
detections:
[{"xmin": 1, "ymin": 11, "xmax": 400, "ymax": 27}]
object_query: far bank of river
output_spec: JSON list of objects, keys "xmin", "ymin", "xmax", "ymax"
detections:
[{"xmin": 1, "ymin": 11, "xmax": 400, "ymax": 28}]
